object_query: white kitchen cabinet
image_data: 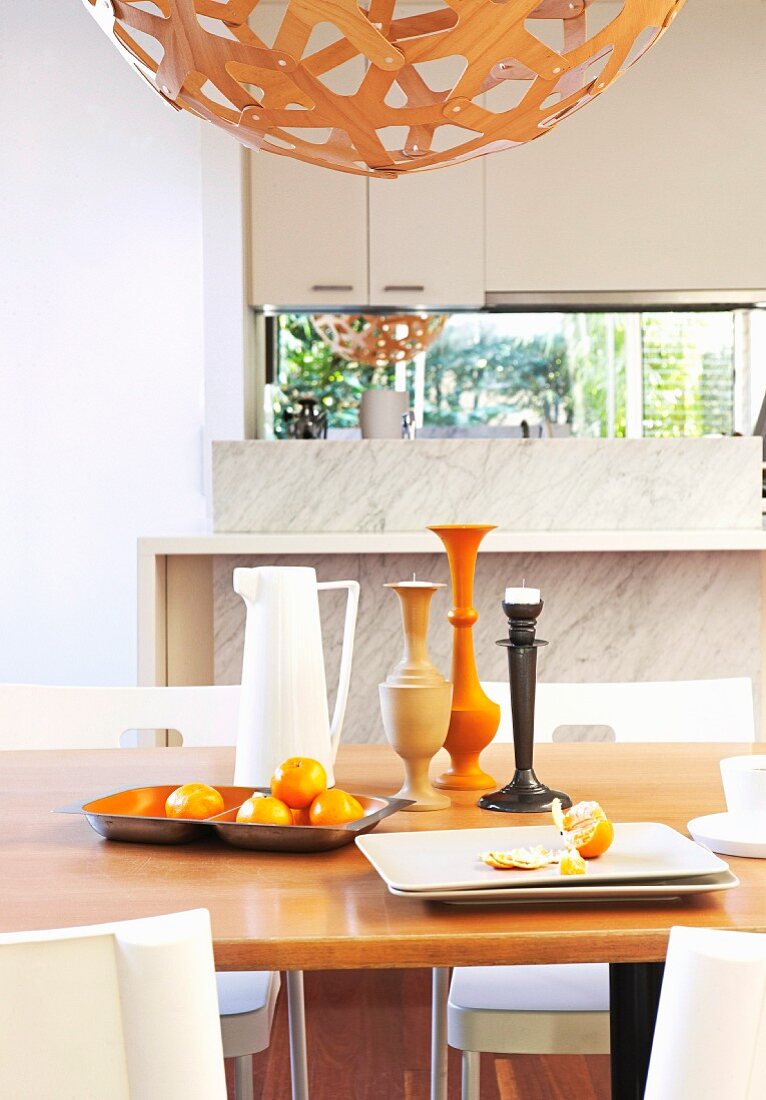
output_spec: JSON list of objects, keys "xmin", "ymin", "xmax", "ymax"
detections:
[
  {"xmin": 366, "ymin": 0, "xmax": 484, "ymax": 309},
  {"xmin": 247, "ymin": 3, "xmax": 485, "ymax": 308},
  {"xmin": 486, "ymin": 0, "xmax": 766, "ymax": 295},
  {"xmin": 249, "ymin": 153, "xmax": 486, "ymax": 308},
  {"xmin": 246, "ymin": 5, "xmax": 368, "ymax": 308},
  {"xmin": 249, "ymin": 152, "xmax": 486, "ymax": 309},
  {"xmin": 368, "ymin": 160, "xmax": 485, "ymax": 308},
  {"xmin": 249, "ymin": 154, "xmax": 369, "ymax": 307}
]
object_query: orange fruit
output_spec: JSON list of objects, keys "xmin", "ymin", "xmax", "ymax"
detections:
[
  {"xmin": 577, "ymin": 818, "xmax": 614, "ymax": 859},
  {"xmin": 236, "ymin": 794, "xmax": 292, "ymax": 826},
  {"xmin": 271, "ymin": 757, "xmax": 327, "ymax": 809},
  {"xmin": 291, "ymin": 807, "xmax": 312, "ymax": 826},
  {"xmin": 552, "ymin": 798, "xmax": 614, "ymax": 859},
  {"xmin": 308, "ymin": 788, "xmax": 364, "ymax": 827},
  {"xmin": 165, "ymin": 783, "xmax": 224, "ymax": 820}
]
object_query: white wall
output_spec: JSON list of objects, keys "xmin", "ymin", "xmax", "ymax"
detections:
[
  {"xmin": 200, "ymin": 127, "xmax": 249, "ymax": 512},
  {"xmin": 0, "ymin": 3, "xmax": 208, "ymax": 684}
]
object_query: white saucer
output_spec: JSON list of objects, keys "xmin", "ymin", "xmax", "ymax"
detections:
[{"xmin": 688, "ymin": 812, "xmax": 766, "ymax": 859}]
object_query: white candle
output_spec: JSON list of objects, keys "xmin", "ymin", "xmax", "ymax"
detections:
[{"xmin": 505, "ymin": 585, "xmax": 541, "ymax": 604}]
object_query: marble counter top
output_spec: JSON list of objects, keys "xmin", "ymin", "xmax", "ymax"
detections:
[{"xmin": 212, "ymin": 438, "xmax": 762, "ymax": 534}]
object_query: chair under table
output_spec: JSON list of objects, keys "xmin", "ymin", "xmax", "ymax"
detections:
[
  {"xmin": 644, "ymin": 925, "xmax": 766, "ymax": 1100},
  {"xmin": 445, "ymin": 676, "xmax": 755, "ymax": 1099},
  {"xmin": 0, "ymin": 682, "xmax": 307, "ymax": 1100},
  {"xmin": 0, "ymin": 908, "xmax": 228, "ymax": 1099}
]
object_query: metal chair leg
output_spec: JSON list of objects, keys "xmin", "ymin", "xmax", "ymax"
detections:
[
  {"xmin": 234, "ymin": 1054, "xmax": 254, "ymax": 1100},
  {"xmin": 461, "ymin": 1051, "xmax": 480, "ymax": 1100},
  {"xmin": 431, "ymin": 967, "xmax": 450, "ymax": 1100},
  {"xmin": 287, "ymin": 970, "xmax": 309, "ymax": 1100}
]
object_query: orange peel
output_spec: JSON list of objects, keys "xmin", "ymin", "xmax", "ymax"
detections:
[{"xmin": 481, "ymin": 846, "xmax": 561, "ymax": 871}]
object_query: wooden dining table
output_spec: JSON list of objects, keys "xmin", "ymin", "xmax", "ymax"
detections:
[{"xmin": 2, "ymin": 741, "xmax": 764, "ymax": 1100}]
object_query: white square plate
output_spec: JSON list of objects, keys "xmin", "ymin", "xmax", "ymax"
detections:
[{"xmin": 356, "ymin": 822, "xmax": 728, "ymax": 893}]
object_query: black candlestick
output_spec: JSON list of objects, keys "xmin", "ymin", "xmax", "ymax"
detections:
[{"xmin": 477, "ymin": 598, "xmax": 572, "ymax": 813}]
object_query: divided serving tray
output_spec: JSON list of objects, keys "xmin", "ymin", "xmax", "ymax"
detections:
[{"xmin": 57, "ymin": 785, "xmax": 411, "ymax": 852}]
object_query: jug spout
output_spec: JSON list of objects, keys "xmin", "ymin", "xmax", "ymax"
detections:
[{"xmin": 233, "ymin": 567, "xmax": 258, "ymax": 603}]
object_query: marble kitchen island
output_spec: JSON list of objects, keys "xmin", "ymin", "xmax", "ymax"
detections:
[{"xmin": 139, "ymin": 438, "xmax": 766, "ymax": 739}]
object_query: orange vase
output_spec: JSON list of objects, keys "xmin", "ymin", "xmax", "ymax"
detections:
[{"xmin": 428, "ymin": 524, "xmax": 500, "ymax": 790}]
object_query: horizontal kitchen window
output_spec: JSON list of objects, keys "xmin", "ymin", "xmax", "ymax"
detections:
[{"xmin": 263, "ymin": 309, "xmax": 763, "ymax": 441}]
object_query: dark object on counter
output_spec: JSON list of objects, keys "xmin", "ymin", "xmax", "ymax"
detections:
[
  {"xmin": 282, "ymin": 396, "xmax": 328, "ymax": 439},
  {"xmin": 478, "ymin": 598, "xmax": 572, "ymax": 813},
  {"xmin": 401, "ymin": 410, "xmax": 416, "ymax": 440}
]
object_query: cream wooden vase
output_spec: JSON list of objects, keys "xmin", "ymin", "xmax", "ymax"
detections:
[{"xmin": 379, "ymin": 580, "xmax": 453, "ymax": 811}]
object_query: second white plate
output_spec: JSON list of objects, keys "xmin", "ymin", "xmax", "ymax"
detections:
[
  {"xmin": 387, "ymin": 869, "xmax": 739, "ymax": 905},
  {"xmin": 357, "ymin": 822, "xmax": 728, "ymax": 893}
]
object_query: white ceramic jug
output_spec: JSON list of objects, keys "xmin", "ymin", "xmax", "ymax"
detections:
[{"xmin": 233, "ymin": 566, "xmax": 360, "ymax": 788}]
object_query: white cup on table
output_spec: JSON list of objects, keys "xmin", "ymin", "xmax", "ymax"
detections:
[{"xmin": 720, "ymin": 754, "xmax": 766, "ymax": 815}]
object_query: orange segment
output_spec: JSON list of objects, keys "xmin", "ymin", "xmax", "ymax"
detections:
[{"xmin": 560, "ymin": 849, "xmax": 587, "ymax": 875}]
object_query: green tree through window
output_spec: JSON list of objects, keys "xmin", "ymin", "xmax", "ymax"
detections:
[{"xmin": 273, "ymin": 311, "xmax": 736, "ymax": 439}]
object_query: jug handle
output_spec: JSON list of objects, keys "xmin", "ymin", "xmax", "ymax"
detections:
[{"xmin": 317, "ymin": 580, "xmax": 360, "ymax": 762}]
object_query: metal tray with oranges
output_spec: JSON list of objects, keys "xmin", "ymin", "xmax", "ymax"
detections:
[{"xmin": 56, "ymin": 785, "xmax": 412, "ymax": 852}]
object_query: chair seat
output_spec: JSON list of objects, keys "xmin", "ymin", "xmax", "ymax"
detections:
[
  {"xmin": 448, "ymin": 963, "xmax": 610, "ymax": 1055},
  {"xmin": 216, "ymin": 970, "xmax": 281, "ymax": 1059}
]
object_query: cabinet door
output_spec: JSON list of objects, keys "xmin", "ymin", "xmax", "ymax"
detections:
[
  {"xmin": 249, "ymin": 154, "xmax": 368, "ymax": 307},
  {"xmin": 368, "ymin": 159, "xmax": 485, "ymax": 307},
  {"xmin": 367, "ymin": 0, "xmax": 485, "ymax": 310},
  {"xmin": 247, "ymin": 10, "xmax": 368, "ymax": 308},
  {"xmin": 485, "ymin": 1, "xmax": 766, "ymax": 294}
]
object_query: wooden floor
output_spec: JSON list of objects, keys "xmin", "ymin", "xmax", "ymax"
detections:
[{"xmin": 224, "ymin": 969, "xmax": 611, "ymax": 1100}]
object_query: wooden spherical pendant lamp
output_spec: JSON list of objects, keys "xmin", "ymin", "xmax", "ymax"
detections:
[
  {"xmin": 82, "ymin": 0, "xmax": 685, "ymax": 177},
  {"xmin": 312, "ymin": 314, "xmax": 447, "ymax": 368}
]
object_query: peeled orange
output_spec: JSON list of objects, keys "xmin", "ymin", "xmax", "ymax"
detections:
[
  {"xmin": 271, "ymin": 757, "xmax": 327, "ymax": 809},
  {"xmin": 308, "ymin": 788, "xmax": 364, "ymax": 827},
  {"xmin": 236, "ymin": 794, "xmax": 292, "ymax": 826},
  {"xmin": 165, "ymin": 783, "xmax": 225, "ymax": 820},
  {"xmin": 552, "ymin": 798, "xmax": 614, "ymax": 859}
]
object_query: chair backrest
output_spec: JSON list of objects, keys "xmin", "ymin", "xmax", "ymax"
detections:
[
  {"xmin": 482, "ymin": 678, "xmax": 755, "ymax": 743},
  {"xmin": 0, "ymin": 684, "xmax": 241, "ymax": 750},
  {"xmin": 0, "ymin": 908, "xmax": 226, "ymax": 1099},
  {"xmin": 645, "ymin": 926, "xmax": 766, "ymax": 1100}
]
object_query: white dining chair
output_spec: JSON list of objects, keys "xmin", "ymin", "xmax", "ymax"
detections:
[
  {"xmin": 0, "ymin": 682, "xmax": 303, "ymax": 1100},
  {"xmin": 0, "ymin": 908, "xmax": 227, "ymax": 1099},
  {"xmin": 644, "ymin": 926, "xmax": 766, "ymax": 1100},
  {"xmin": 0, "ymin": 682, "xmax": 241, "ymax": 749},
  {"xmin": 484, "ymin": 676, "xmax": 755, "ymax": 744},
  {"xmin": 446, "ymin": 677, "xmax": 755, "ymax": 1100}
]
